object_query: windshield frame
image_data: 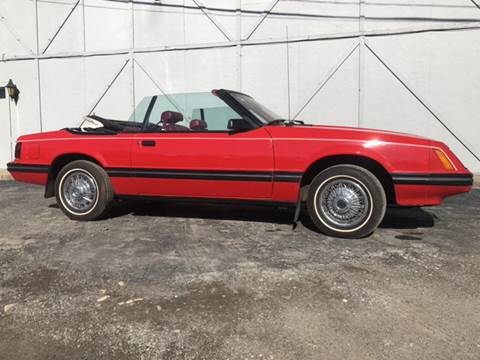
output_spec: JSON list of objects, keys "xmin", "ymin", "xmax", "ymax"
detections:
[
  {"xmin": 224, "ymin": 91, "xmax": 280, "ymax": 125},
  {"xmin": 216, "ymin": 89, "xmax": 281, "ymax": 127}
]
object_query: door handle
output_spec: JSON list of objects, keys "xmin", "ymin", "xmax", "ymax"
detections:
[{"xmin": 139, "ymin": 140, "xmax": 156, "ymax": 147}]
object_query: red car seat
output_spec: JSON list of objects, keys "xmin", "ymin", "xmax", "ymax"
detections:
[
  {"xmin": 161, "ymin": 111, "xmax": 189, "ymax": 131},
  {"xmin": 189, "ymin": 119, "xmax": 208, "ymax": 131}
]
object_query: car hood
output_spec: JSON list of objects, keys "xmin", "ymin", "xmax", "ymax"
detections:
[{"xmin": 266, "ymin": 124, "xmax": 432, "ymax": 147}]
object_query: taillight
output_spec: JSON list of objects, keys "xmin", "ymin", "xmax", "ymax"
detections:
[{"xmin": 14, "ymin": 142, "xmax": 22, "ymax": 159}]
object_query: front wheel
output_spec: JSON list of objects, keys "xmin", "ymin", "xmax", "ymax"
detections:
[
  {"xmin": 306, "ymin": 165, "xmax": 386, "ymax": 238},
  {"xmin": 55, "ymin": 160, "xmax": 114, "ymax": 221}
]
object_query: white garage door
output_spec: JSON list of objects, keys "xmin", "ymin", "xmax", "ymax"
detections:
[{"xmin": 1, "ymin": 0, "xmax": 479, "ymax": 171}]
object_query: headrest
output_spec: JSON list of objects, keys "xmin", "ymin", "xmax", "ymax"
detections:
[
  {"xmin": 161, "ymin": 111, "xmax": 183, "ymax": 124},
  {"xmin": 189, "ymin": 119, "xmax": 207, "ymax": 130}
]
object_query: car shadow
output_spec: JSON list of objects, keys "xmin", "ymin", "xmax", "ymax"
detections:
[
  {"xmin": 97, "ymin": 200, "xmax": 436, "ymax": 232},
  {"xmin": 297, "ymin": 206, "xmax": 435, "ymax": 235},
  {"xmin": 107, "ymin": 200, "xmax": 295, "ymax": 225},
  {"xmin": 379, "ymin": 207, "xmax": 435, "ymax": 229}
]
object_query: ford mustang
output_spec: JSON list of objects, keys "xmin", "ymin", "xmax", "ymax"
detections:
[{"xmin": 6, "ymin": 89, "xmax": 473, "ymax": 238}]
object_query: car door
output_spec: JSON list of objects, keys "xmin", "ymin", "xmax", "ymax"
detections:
[{"xmin": 129, "ymin": 93, "xmax": 274, "ymax": 200}]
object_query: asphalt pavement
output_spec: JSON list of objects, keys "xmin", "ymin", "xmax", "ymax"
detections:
[{"xmin": 0, "ymin": 182, "xmax": 479, "ymax": 360}]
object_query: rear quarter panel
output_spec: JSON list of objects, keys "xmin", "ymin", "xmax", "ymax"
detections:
[
  {"xmin": 12, "ymin": 130, "xmax": 134, "ymax": 191},
  {"xmin": 22, "ymin": 131, "xmax": 133, "ymax": 167}
]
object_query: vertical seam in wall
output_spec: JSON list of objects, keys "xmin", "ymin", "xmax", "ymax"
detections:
[
  {"xmin": 237, "ymin": 0, "xmax": 242, "ymax": 91},
  {"xmin": 81, "ymin": 0, "xmax": 86, "ymax": 119},
  {"xmin": 357, "ymin": 0, "xmax": 365, "ymax": 128},
  {"xmin": 35, "ymin": 0, "xmax": 43, "ymax": 132},
  {"xmin": 130, "ymin": 0, "xmax": 136, "ymax": 120}
]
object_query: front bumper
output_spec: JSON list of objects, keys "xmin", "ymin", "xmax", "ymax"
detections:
[
  {"xmin": 392, "ymin": 173, "xmax": 473, "ymax": 187},
  {"xmin": 392, "ymin": 172, "xmax": 473, "ymax": 206}
]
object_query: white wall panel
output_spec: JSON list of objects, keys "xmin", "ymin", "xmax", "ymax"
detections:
[
  {"xmin": 0, "ymin": 0, "xmax": 37, "ymax": 56},
  {"xmin": 184, "ymin": 47, "xmax": 238, "ymax": 92},
  {"xmin": 0, "ymin": 0, "xmax": 479, "ymax": 172},
  {"xmin": 183, "ymin": 7, "xmax": 230, "ymax": 44},
  {"xmin": 85, "ymin": 55, "xmax": 133, "ymax": 120},
  {"xmin": 0, "ymin": 104, "xmax": 11, "ymax": 168},
  {"xmin": 0, "ymin": 60, "xmax": 41, "ymax": 136},
  {"xmin": 0, "ymin": 60, "xmax": 41, "ymax": 166},
  {"xmin": 38, "ymin": 0, "xmax": 84, "ymax": 54},
  {"xmin": 241, "ymin": 43, "xmax": 289, "ymax": 117},
  {"xmin": 293, "ymin": 46, "xmax": 359, "ymax": 127},
  {"xmin": 85, "ymin": 0, "xmax": 131, "ymax": 52},
  {"xmin": 135, "ymin": 52, "xmax": 187, "ymax": 95},
  {"xmin": 39, "ymin": 57, "xmax": 85, "ymax": 130},
  {"xmin": 288, "ymin": 38, "xmax": 359, "ymax": 121},
  {"xmin": 247, "ymin": 1, "xmax": 359, "ymax": 40},
  {"xmin": 0, "ymin": 24, "xmax": 31, "ymax": 58},
  {"xmin": 134, "ymin": 2, "xmax": 187, "ymax": 48},
  {"xmin": 366, "ymin": 31, "xmax": 480, "ymax": 171},
  {"xmin": 202, "ymin": 0, "xmax": 239, "ymax": 40},
  {"xmin": 364, "ymin": 0, "xmax": 480, "ymax": 32}
]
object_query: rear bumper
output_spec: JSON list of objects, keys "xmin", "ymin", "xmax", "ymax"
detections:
[
  {"xmin": 392, "ymin": 172, "xmax": 473, "ymax": 206},
  {"xmin": 7, "ymin": 162, "xmax": 49, "ymax": 185},
  {"xmin": 7, "ymin": 162, "xmax": 50, "ymax": 174}
]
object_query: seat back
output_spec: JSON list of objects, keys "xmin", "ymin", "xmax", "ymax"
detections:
[
  {"xmin": 161, "ymin": 111, "xmax": 190, "ymax": 131},
  {"xmin": 189, "ymin": 119, "xmax": 208, "ymax": 131}
]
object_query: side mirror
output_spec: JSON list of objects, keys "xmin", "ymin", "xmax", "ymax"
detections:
[{"xmin": 227, "ymin": 118, "xmax": 252, "ymax": 132}]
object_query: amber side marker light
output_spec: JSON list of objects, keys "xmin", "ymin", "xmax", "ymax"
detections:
[{"xmin": 434, "ymin": 148, "xmax": 455, "ymax": 171}]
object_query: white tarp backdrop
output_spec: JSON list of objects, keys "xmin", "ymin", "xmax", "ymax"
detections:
[{"xmin": 1, "ymin": 0, "xmax": 479, "ymax": 172}]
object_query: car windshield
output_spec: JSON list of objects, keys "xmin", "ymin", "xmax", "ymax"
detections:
[{"xmin": 229, "ymin": 92, "xmax": 280, "ymax": 124}]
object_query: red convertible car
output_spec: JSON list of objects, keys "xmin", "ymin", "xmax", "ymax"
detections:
[{"xmin": 7, "ymin": 89, "xmax": 473, "ymax": 238}]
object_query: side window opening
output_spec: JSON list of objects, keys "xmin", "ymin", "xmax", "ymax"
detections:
[
  {"xmin": 191, "ymin": 106, "xmax": 239, "ymax": 131},
  {"xmin": 133, "ymin": 92, "xmax": 247, "ymax": 132}
]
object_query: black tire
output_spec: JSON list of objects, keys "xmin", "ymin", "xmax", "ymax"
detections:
[
  {"xmin": 306, "ymin": 165, "xmax": 386, "ymax": 239},
  {"xmin": 55, "ymin": 160, "xmax": 114, "ymax": 221}
]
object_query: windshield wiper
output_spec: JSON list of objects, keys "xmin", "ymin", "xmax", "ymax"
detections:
[{"xmin": 268, "ymin": 119, "xmax": 304, "ymax": 126}]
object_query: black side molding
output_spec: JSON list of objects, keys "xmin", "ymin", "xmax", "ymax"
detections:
[
  {"xmin": 392, "ymin": 173, "xmax": 473, "ymax": 186},
  {"xmin": 273, "ymin": 172, "xmax": 303, "ymax": 183},
  {"xmin": 106, "ymin": 168, "xmax": 303, "ymax": 183},
  {"xmin": 7, "ymin": 163, "xmax": 49, "ymax": 174}
]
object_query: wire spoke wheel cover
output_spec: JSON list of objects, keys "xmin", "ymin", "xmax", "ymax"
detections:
[
  {"xmin": 316, "ymin": 177, "xmax": 371, "ymax": 230},
  {"xmin": 308, "ymin": 165, "xmax": 386, "ymax": 238},
  {"xmin": 60, "ymin": 169, "xmax": 99, "ymax": 215}
]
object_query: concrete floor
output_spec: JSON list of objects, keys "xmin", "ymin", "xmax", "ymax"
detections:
[{"xmin": 0, "ymin": 182, "xmax": 479, "ymax": 360}]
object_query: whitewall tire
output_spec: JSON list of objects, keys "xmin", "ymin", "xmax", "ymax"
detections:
[
  {"xmin": 55, "ymin": 160, "xmax": 113, "ymax": 221},
  {"xmin": 306, "ymin": 165, "xmax": 386, "ymax": 238}
]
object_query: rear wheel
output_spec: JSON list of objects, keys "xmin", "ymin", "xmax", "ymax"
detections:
[
  {"xmin": 306, "ymin": 165, "xmax": 386, "ymax": 238},
  {"xmin": 55, "ymin": 160, "xmax": 113, "ymax": 221}
]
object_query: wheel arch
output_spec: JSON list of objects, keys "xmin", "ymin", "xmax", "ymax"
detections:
[
  {"xmin": 300, "ymin": 154, "xmax": 396, "ymax": 205},
  {"xmin": 44, "ymin": 153, "xmax": 104, "ymax": 198}
]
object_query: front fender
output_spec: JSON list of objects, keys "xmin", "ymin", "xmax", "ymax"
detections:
[{"xmin": 304, "ymin": 142, "xmax": 396, "ymax": 173}]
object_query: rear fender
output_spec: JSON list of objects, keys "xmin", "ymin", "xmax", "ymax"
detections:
[{"xmin": 44, "ymin": 153, "xmax": 107, "ymax": 198}]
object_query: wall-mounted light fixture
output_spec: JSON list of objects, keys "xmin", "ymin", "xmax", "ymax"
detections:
[{"xmin": 5, "ymin": 79, "xmax": 20, "ymax": 104}]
